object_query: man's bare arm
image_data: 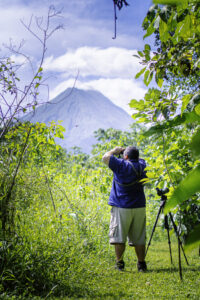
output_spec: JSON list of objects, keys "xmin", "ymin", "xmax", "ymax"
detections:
[{"xmin": 102, "ymin": 147, "xmax": 124, "ymax": 166}]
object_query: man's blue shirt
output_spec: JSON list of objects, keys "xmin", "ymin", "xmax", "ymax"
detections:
[{"xmin": 108, "ymin": 155, "xmax": 147, "ymax": 208}]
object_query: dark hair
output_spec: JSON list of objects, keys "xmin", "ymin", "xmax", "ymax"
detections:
[{"xmin": 124, "ymin": 146, "xmax": 139, "ymax": 160}]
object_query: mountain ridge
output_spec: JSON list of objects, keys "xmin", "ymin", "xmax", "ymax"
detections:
[{"xmin": 23, "ymin": 87, "xmax": 133, "ymax": 153}]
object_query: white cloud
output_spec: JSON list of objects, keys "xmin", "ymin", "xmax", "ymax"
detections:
[
  {"xmin": 0, "ymin": 2, "xmax": 148, "ymax": 117},
  {"xmin": 46, "ymin": 47, "xmax": 147, "ymax": 114},
  {"xmin": 0, "ymin": 2, "xmax": 143, "ymax": 60},
  {"xmin": 49, "ymin": 77, "xmax": 146, "ymax": 115},
  {"xmin": 10, "ymin": 54, "xmax": 28, "ymax": 65},
  {"xmin": 44, "ymin": 47, "xmax": 142, "ymax": 78}
]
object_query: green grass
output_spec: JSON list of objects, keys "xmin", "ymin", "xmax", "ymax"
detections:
[
  {"xmin": 0, "ymin": 241, "xmax": 199, "ymax": 299},
  {"xmin": 62, "ymin": 241, "xmax": 200, "ymax": 299}
]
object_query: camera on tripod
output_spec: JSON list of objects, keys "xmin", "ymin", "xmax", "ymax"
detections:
[
  {"xmin": 146, "ymin": 186, "xmax": 189, "ymax": 271},
  {"xmin": 156, "ymin": 187, "xmax": 169, "ymax": 197}
]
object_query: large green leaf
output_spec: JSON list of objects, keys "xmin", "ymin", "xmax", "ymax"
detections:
[
  {"xmin": 144, "ymin": 70, "xmax": 153, "ymax": 86},
  {"xmin": 153, "ymin": 0, "xmax": 187, "ymax": 5},
  {"xmin": 195, "ymin": 103, "xmax": 200, "ymax": 116},
  {"xmin": 185, "ymin": 224, "xmax": 200, "ymax": 252},
  {"xmin": 135, "ymin": 67, "xmax": 146, "ymax": 79},
  {"xmin": 181, "ymin": 94, "xmax": 192, "ymax": 114},
  {"xmin": 159, "ymin": 19, "xmax": 169, "ymax": 42},
  {"xmin": 143, "ymin": 111, "xmax": 200, "ymax": 137},
  {"xmin": 190, "ymin": 129, "xmax": 200, "ymax": 157},
  {"xmin": 164, "ymin": 165, "xmax": 200, "ymax": 213},
  {"xmin": 143, "ymin": 124, "xmax": 165, "ymax": 137},
  {"xmin": 143, "ymin": 21, "xmax": 156, "ymax": 39}
]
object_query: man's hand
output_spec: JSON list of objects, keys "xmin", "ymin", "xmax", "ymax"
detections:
[
  {"xmin": 112, "ymin": 146, "xmax": 125, "ymax": 155},
  {"xmin": 102, "ymin": 146, "xmax": 125, "ymax": 166}
]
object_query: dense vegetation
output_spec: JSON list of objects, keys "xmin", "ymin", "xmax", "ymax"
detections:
[
  {"xmin": 132, "ymin": 0, "xmax": 200, "ymax": 250},
  {"xmin": 0, "ymin": 0, "xmax": 200, "ymax": 298}
]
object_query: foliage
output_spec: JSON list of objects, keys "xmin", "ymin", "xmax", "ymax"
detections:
[
  {"xmin": 0, "ymin": 121, "xmax": 65, "ymax": 234},
  {"xmin": 138, "ymin": 1, "xmax": 200, "ymax": 87},
  {"xmin": 1, "ymin": 240, "xmax": 200, "ymax": 299},
  {"xmin": 132, "ymin": 0, "xmax": 200, "ymax": 250},
  {"xmin": 0, "ymin": 2, "xmax": 200, "ymax": 297},
  {"xmin": 0, "ymin": 123, "xmax": 160, "ymax": 297}
]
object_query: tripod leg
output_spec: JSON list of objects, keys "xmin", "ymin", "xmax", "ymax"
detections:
[
  {"xmin": 165, "ymin": 215, "xmax": 173, "ymax": 265},
  {"xmin": 145, "ymin": 204, "xmax": 163, "ymax": 257},
  {"xmin": 178, "ymin": 237, "xmax": 183, "ymax": 280},
  {"xmin": 169, "ymin": 213, "xmax": 189, "ymax": 265}
]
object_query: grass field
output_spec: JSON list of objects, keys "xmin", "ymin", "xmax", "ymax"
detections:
[
  {"xmin": 74, "ymin": 242, "xmax": 200, "ymax": 299},
  {"xmin": 0, "ymin": 241, "xmax": 199, "ymax": 299},
  {"xmin": 63, "ymin": 241, "xmax": 200, "ymax": 300}
]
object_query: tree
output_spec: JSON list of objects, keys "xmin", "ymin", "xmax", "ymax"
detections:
[
  {"xmin": 132, "ymin": 0, "xmax": 200, "ymax": 252},
  {"xmin": 0, "ymin": 7, "xmax": 63, "ymax": 236}
]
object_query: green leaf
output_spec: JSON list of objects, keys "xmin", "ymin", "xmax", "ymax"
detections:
[
  {"xmin": 164, "ymin": 165, "xmax": 200, "ymax": 213},
  {"xmin": 190, "ymin": 129, "xmax": 200, "ymax": 157},
  {"xmin": 133, "ymin": 54, "xmax": 140, "ymax": 59},
  {"xmin": 154, "ymin": 16, "xmax": 161, "ymax": 30},
  {"xmin": 179, "ymin": 15, "xmax": 193, "ymax": 40},
  {"xmin": 144, "ymin": 70, "xmax": 153, "ymax": 86},
  {"xmin": 184, "ymin": 111, "xmax": 200, "ymax": 123},
  {"xmin": 181, "ymin": 94, "xmax": 192, "ymax": 114},
  {"xmin": 159, "ymin": 19, "xmax": 170, "ymax": 42},
  {"xmin": 135, "ymin": 67, "xmax": 146, "ymax": 79},
  {"xmin": 143, "ymin": 111, "xmax": 200, "ymax": 137},
  {"xmin": 144, "ymin": 70, "xmax": 150, "ymax": 86},
  {"xmin": 137, "ymin": 51, "xmax": 144, "ymax": 57},
  {"xmin": 195, "ymin": 103, "xmax": 200, "ymax": 116},
  {"xmin": 157, "ymin": 78, "xmax": 164, "ymax": 88},
  {"xmin": 143, "ymin": 22, "xmax": 156, "ymax": 39},
  {"xmin": 143, "ymin": 124, "xmax": 164, "ymax": 137},
  {"xmin": 168, "ymin": 111, "xmax": 200, "ymax": 126},
  {"xmin": 185, "ymin": 224, "xmax": 200, "ymax": 252},
  {"xmin": 191, "ymin": 93, "xmax": 200, "ymax": 105},
  {"xmin": 129, "ymin": 99, "xmax": 145, "ymax": 110},
  {"xmin": 144, "ymin": 44, "xmax": 151, "ymax": 51},
  {"xmin": 153, "ymin": 0, "xmax": 186, "ymax": 5},
  {"xmin": 147, "ymin": 71, "xmax": 153, "ymax": 86}
]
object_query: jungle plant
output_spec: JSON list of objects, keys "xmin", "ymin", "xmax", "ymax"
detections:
[{"xmin": 131, "ymin": 0, "xmax": 200, "ymax": 255}]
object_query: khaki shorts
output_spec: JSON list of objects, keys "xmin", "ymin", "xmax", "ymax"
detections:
[{"xmin": 109, "ymin": 206, "xmax": 146, "ymax": 246}]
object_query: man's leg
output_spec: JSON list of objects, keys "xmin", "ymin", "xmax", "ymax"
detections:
[
  {"xmin": 128, "ymin": 207, "xmax": 147, "ymax": 271},
  {"xmin": 134, "ymin": 245, "xmax": 145, "ymax": 262},
  {"xmin": 115, "ymin": 243, "xmax": 126, "ymax": 261},
  {"xmin": 109, "ymin": 207, "xmax": 131, "ymax": 270},
  {"xmin": 114, "ymin": 243, "xmax": 126, "ymax": 270},
  {"xmin": 135, "ymin": 245, "xmax": 147, "ymax": 272}
]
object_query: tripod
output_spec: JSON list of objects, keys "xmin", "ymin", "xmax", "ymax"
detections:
[{"xmin": 145, "ymin": 188, "xmax": 189, "ymax": 269}]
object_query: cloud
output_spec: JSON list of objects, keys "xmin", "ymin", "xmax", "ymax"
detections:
[
  {"xmin": 45, "ymin": 46, "xmax": 147, "ymax": 114},
  {"xmin": 10, "ymin": 54, "xmax": 28, "ymax": 64},
  {"xmin": 0, "ymin": 1, "xmax": 143, "ymax": 60},
  {"xmin": 44, "ymin": 47, "xmax": 142, "ymax": 78},
  {"xmin": 0, "ymin": 1, "xmax": 148, "ymax": 117},
  {"xmin": 49, "ymin": 77, "xmax": 146, "ymax": 115}
]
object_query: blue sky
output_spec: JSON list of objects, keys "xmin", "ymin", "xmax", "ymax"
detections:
[{"xmin": 0, "ymin": 0, "xmax": 153, "ymax": 114}]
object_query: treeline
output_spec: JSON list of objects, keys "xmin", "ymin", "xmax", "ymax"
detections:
[{"xmin": 0, "ymin": 120, "xmax": 199, "ymax": 296}]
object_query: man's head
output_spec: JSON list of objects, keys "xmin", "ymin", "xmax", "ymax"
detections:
[{"xmin": 123, "ymin": 146, "xmax": 139, "ymax": 160}]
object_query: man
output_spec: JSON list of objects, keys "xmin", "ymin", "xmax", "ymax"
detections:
[{"xmin": 102, "ymin": 146, "xmax": 147, "ymax": 272}]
